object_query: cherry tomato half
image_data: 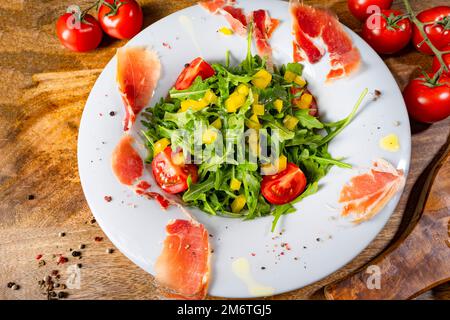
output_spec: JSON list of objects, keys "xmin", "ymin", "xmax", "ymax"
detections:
[
  {"xmin": 403, "ymin": 74, "xmax": 450, "ymax": 123},
  {"xmin": 348, "ymin": 0, "xmax": 393, "ymax": 22},
  {"xmin": 174, "ymin": 57, "xmax": 215, "ymax": 90},
  {"xmin": 56, "ymin": 13, "xmax": 103, "ymax": 52},
  {"xmin": 412, "ymin": 6, "xmax": 450, "ymax": 55},
  {"xmin": 432, "ymin": 45, "xmax": 450, "ymax": 76},
  {"xmin": 98, "ymin": 0, "xmax": 143, "ymax": 40},
  {"xmin": 151, "ymin": 147, "xmax": 198, "ymax": 194},
  {"xmin": 362, "ymin": 10, "xmax": 412, "ymax": 54},
  {"xmin": 261, "ymin": 163, "xmax": 307, "ymax": 205}
]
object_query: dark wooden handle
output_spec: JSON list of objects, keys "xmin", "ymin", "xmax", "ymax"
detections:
[{"xmin": 325, "ymin": 155, "xmax": 450, "ymax": 300}]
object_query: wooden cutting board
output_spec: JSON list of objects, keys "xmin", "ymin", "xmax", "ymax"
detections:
[
  {"xmin": 0, "ymin": 0, "xmax": 449, "ymax": 300},
  {"xmin": 325, "ymin": 146, "xmax": 450, "ymax": 299}
]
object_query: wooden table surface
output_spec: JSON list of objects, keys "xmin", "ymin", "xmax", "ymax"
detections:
[{"xmin": 0, "ymin": 0, "xmax": 449, "ymax": 300}]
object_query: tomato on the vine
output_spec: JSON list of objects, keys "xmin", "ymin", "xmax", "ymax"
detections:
[
  {"xmin": 362, "ymin": 9, "xmax": 412, "ymax": 54},
  {"xmin": 403, "ymin": 73, "xmax": 450, "ymax": 123},
  {"xmin": 56, "ymin": 12, "xmax": 103, "ymax": 52},
  {"xmin": 347, "ymin": 0, "xmax": 393, "ymax": 22},
  {"xmin": 412, "ymin": 6, "xmax": 450, "ymax": 55},
  {"xmin": 98, "ymin": 0, "xmax": 143, "ymax": 40},
  {"xmin": 432, "ymin": 45, "xmax": 450, "ymax": 76}
]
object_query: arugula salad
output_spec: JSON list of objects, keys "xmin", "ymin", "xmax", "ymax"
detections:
[{"xmin": 142, "ymin": 32, "xmax": 367, "ymax": 230}]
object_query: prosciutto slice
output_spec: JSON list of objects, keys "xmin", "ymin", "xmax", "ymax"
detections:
[
  {"xmin": 339, "ymin": 159, "xmax": 405, "ymax": 223},
  {"xmin": 251, "ymin": 9, "xmax": 280, "ymax": 62},
  {"xmin": 111, "ymin": 135, "xmax": 144, "ymax": 186},
  {"xmin": 117, "ymin": 47, "xmax": 161, "ymax": 131},
  {"xmin": 155, "ymin": 219, "xmax": 210, "ymax": 300},
  {"xmin": 290, "ymin": 1, "xmax": 361, "ymax": 81},
  {"xmin": 198, "ymin": 0, "xmax": 235, "ymax": 14}
]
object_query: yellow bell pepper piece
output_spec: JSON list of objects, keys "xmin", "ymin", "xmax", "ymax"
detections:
[
  {"xmin": 283, "ymin": 115, "xmax": 299, "ymax": 130},
  {"xmin": 274, "ymin": 99, "xmax": 283, "ymax": 113},
  {"xmin": 172, "ymin": 151, "xmax": 185, "ymax": 166},
  {"xmin": 230, "ymin": 178, "xmax": 242, "ymax": 191},
  {"xmin": 180, "ymin": 99, "xmax": 207, "ymax": 112},
  {"xmin": 294, "ymin": 75, "xmax": 306, "ymax": 87},
  {"xmin": 277, "ymin": 154, "xmax": 287, "ymax": 172},
  {"xmin": 154, "ymin": 138, "xmax": 170, "ymax": 155},
  {"xmin": 248, "ymin": 130, "xmax": 259, "ymax": 156},
  {"xmin": 218, "ymin": 27, "xmax": 233, "ymax": 35},
  {"xmin": 246, "ymin": 114, "xmax": 261, "ymax": 129},
  {"xmin": 296, "ymin": 93, "xmax": 313, "ymax": 109},
  {"xmin": 236, "ymin": 84, "xmax": 250, "ymax": 96},
  {"xmin": 231, "ymin": 195, "xmax": 246, "ymax": 213},
  {"xmin": 202, "ymin": 89, "xmax": 218, "ymax": 105},
  {"xmin": 284, "ymin": 70, "xmax": 296, "ymax": 82},
  {"xmin": 211, "ymin": 118, "xmax": 222, "ymax": 130},
  {"xmin": 261, "ymin": 154, "xmax": 288, "ymax": 175},
  {"xmin": 252, "ymin": 104, "xmax": 265, "ymax": 116},
  {"xmin": 252, "ymin": 92, "xmax": 259, "ymax": 105},
  {"xmin": 225, "ymin": 92, "xmax": 246, "ymax": 112},
  {"xmin": 252, "ymin": 69, "xmax": 272, "ymax": 89},
  {"xmin": 202, "ymin": 129, "xmax": 218, "ymax": 145}
]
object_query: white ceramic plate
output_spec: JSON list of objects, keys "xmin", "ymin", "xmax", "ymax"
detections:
[{"xmin": 78, "ymin": 0, "xmax": 411, "ymax": 298}]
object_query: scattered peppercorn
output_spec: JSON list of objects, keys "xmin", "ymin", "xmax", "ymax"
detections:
[
  {"xmin": 28, "ymin": 194, "xmax": 35, "ymax": 200},
  {"xmin": 184, "ymin": 63, "xmax": 190, "ymax": 68},
  {"xmin": 38, "ymin": 260, "xmax": 46, "ymax": 267},
  {"xmin": 58, "ymin": 291, "xmax": 68, "ymax": 299},
  {"xmin": 104, "ymin": 196, "xmax": 112, "ymax": 202},
  {"xmin": 71, "ymin": 251, "xmax": 81, "ymax": 257},
  {"xmin": 51, "ymin": 270, "xmax": 59, "ymax": 276},
  {"xmin": 109, "ymin": 111, "xmax": 116, "ymax": 116},
  {"xmin": 7, "ymin": 282, "xmax": 15, "ymax": 288},
  {"xmin": 12, "ymin": 284, "xmax": 20, "ymax": 290},
  {"xmin": 94, "ymin": 237, "xmax": 103, "ymax": 242},
  {"xmin": 79, "ymin": 244, "xmax": 86, "ymax": 249},
  {"xmin": 58, "ymin": 232, "xmax": 66, "ymax": 237},
  {"xmin": 261, "ymin": 267, "xmax": 266, "ymax": 270},
  {"xmin": 106, "ymin": 248, "xmax": 114, "ymax": 254},
  {"xmin": 77, "ymin": 263, "xmax": 82, "ymax": 269}
]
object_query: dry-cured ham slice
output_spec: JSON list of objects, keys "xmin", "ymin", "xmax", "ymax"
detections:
[
  {"xmin": 117, "ymin": 47, "xmax": 161, "ymax": 131},
  {"xmin": 198, "ymin": 0, "xmax": 235, "ymax": 14},
  {"xmin": 220, "ymin": 6, "xmax": 248, "ymax": 36},
  {"xmin": 111, "ymin": 135, "xmax": 144, "ymax": 186},
  {"xmin": 155, "ymin": 219, "xmax": 210, "ymax": 300},
  {"xmin": 251, "ymin": 9, "xmax": 280, "ymax": 61},
  {"xmin": 339, "ymin": 159, "xmax": 405, "ymax": 223},
  {"xmin": 290, "ymin": 1, "xmax": 361, "ymax": 81}
]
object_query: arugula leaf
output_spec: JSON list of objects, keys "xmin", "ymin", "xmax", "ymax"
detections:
[
  {"xmin": 285, "ymin": 62, "xmax": 304, "ymax": 76},
  {"xmin": 169, "ymin": 77, "xmax": 209, "ymax": 100}
]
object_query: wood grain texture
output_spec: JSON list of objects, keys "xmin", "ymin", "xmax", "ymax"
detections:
[{"xmin": 0, "ymin": 0, "xmax": 449, "ymax": 300}]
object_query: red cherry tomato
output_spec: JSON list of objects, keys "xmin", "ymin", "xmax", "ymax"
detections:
[
  {"xmin": 151, "ymin": 147, "xmax": 198, "ymax": 194},
  {"xmin": 412, "ymin": 6, "xmax": 450, "ymax": 55},
  {"xmin": 347, "ymin": 0, "xmax": 393, "ymax": 21},
  {"xmin": 261, "ymin": 163, "xmax": 307, "ymax": 205},
  {"xmin": 56, "ymin": 12, "xmax": 103, "ymax": 52},
  {"xmin": 432, "ymin": 45, "xmax": 450, "ymax": 76},
  {"xmin": 403, "ymin": 74, "xmax": 450, "ymax": 123},
  {"xmin": 362, "ymin": 10, "xmax": 412, "ymax": 54},
  {"xmin": 174, "ymin": 57, "xmax": 215, "ymax": 90},
  {"xmin": 98, "ymin": 0, "xmax": 143, "ymax": 40}
]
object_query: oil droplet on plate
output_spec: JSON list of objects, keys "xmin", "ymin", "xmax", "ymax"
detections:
[
  {"xmin": 379, "ymin": 134, "xmax": 400, "ymax": 152},
  {"xmin": 231, "ymin": 257, "xmax": 274, "ymax": 297}
]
